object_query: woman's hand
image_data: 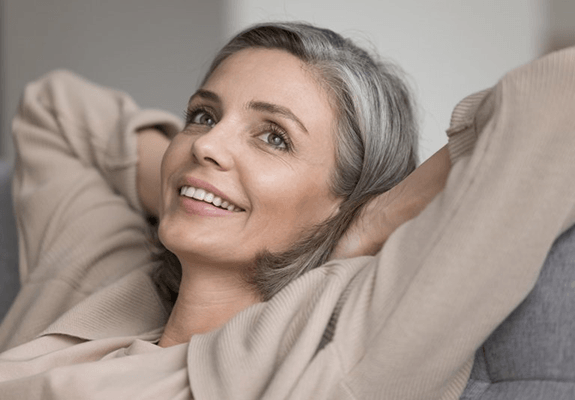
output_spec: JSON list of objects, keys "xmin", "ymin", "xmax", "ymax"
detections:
[
  {"xmin": 331, "ymin": 146, "xmax": 451, "ymax": 259},
  {"xmin": 137, "ymin": 128, "xmax": 171, "ymax": 217}
]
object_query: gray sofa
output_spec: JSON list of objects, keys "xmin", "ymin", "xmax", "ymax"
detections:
[
  {"xmin": 0, "ymin": 160, "xmax": 573, "ymax": 398},
  {"xmin": 0, "ymin": 161, "xmax": 19, "ymax": 322},
  {"xmin": 460, "ymin": 222, "xmax": 575, "ymax": 399}
]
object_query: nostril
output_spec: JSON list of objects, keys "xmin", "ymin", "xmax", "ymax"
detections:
[
  {"xmin": 190, "ymin": 136, "xmax": 230, "ymax": 170},
  {"xmin": 191, "ymin": 153, "xmax": 223, "ymax": 169},
  {"xmin": 205, "ymin": 157, "xmax": 220, "ymax": 167}
]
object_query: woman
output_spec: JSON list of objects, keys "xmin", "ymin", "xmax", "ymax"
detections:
[{"xmin": 0, "ymin": 22, "xmax": 574, "ymax": 399}]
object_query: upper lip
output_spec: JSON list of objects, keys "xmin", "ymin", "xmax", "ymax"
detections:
[{"xmin": 177, "ymin": 176, "xmax": 244, "ymax": 210}]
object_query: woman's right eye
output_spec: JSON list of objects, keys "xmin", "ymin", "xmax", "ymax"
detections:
[{"xmin": 186, "ymin": 109, "xmax": 216, "ymax": 127}]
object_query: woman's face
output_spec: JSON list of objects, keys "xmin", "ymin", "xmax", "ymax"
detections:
[{"xmin": 159, "ymin": 48, "xmax": 340, "ymax": 270}]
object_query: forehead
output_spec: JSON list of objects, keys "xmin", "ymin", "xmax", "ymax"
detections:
[
  {"xmin": 202, "ymin": 48, "xmax": 335, "ymax": 133},
  {"xmin": 206, "ymin": 48, "xmax": 318, "ymax": 93}
]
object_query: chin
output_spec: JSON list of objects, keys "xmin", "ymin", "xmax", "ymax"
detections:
[{"xmin": 158, "ymin": 217, "xmax": 249, "ymax": 270}]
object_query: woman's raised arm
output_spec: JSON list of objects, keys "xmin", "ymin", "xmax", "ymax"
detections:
[
  {"xmin": 334, "ymin": 47, "xmax": 575, "ymax": 399},
  {"xmin": 331, "ymin": 145, "xmax": 451, "ymax": 260},
  {"xmin": 0, "ymin": 70, "xmax": 181, "ymax": 350}
]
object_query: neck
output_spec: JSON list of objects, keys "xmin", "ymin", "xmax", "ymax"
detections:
[{"xmin": 158, "ymin": 264, "xmax": 260, "ymax": 347}]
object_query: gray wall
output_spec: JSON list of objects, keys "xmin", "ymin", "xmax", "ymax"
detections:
[
  {"xmin": 547, "ymin": 0, "xmax": 575, "ymax": 52},
  {"xmin": 225, "ymin": 0, "xmax": 548, "ymax": 160},
  {"xmin": 0, "ymin": 0, "xmax": 226, "ymax": 164}
]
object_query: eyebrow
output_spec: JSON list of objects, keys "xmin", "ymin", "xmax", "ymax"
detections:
[
  {"xmin": 188, "ymin": 90, "xmax": 309, "ymax": 135},
  {"xmin": 188, "ymin": 89, "xmax": 221, "ymax": 105},
  {"xmin": 248, "ymin": 101, "xmax": 309, "ymax": 134}
]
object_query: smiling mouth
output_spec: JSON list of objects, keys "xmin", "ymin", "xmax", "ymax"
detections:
[{"xmin": 179, "ymin": 186, "xmax": 244, "ymax": 212}]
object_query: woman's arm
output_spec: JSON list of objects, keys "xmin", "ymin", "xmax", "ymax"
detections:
[
  {"xmin": 331, "ymin": 146, "xmax": 451, "ymax": 259},
  {"xmin": 0, "ymin": 70, "xmax": 181, "ymax": 350},
  {"xmin": 336, "ymin": 47, "xmax": 575, "ymax": 399}
]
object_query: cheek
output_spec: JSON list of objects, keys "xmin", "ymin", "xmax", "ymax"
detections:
[
  {"xmin": 161, "ymin": 135, "xmax": 189, "ymax": 172},
  {"xmin": 248, "ymin": 166, "xmax": 338, "ymax": 230},
  {"xmin": 159, "ymin": 137, "xmax": 190, "ymax": 214}
]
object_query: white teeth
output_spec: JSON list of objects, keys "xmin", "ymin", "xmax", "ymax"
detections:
[
  {"xmin": 192, "ymin": 189, "xmax": 206, "ymax": 201},
  {"xmin": 184, "ymin": 187, "xmax": 195, "ymax": 197},
  {"xmin": 179, "ymin": 186, "xmax": 241, "ymax": 212}
]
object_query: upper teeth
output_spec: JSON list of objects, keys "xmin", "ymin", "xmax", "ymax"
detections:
[{"xmin": 179, "ymin": 186, "xmax": 241, "ymax": 212}]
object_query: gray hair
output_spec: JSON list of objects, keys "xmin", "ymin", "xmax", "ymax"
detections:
[{"xmin": 153, "ymin": 22, "xmax": 418, "ymax": 303}]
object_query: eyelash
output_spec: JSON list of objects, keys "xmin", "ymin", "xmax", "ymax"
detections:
[
  {"xmin": 262, "ymin": 123, "xmax": 292, "ymax": 152},
  {"xmin": 184, "ymin": 106, "xmax": 216, "ymax": 127},
  {"xmin": 183, "ymin": 106, "xmax": 293, "ymax": 152}
]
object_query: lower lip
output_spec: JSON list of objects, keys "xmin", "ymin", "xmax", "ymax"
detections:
[{"xmin": 179, "ymin": 196, "xmax": 236, "ymax": 217}]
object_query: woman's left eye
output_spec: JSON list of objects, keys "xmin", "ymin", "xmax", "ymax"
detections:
[
  {"xmin": 186, "ymin": 109, "xmax": 216, "ymax": 127},
  {"xmin": 194, "ymin": 111, "xmax": 216, "ymax": 127},
  {"xmin": 258, "ymin": 131, "xmax": 288, "ymax": 150}
]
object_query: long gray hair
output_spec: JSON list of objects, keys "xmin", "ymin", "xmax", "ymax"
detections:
[{"xmin": 152, "ymin": 22, "xmax": 418, "ymax": 303}]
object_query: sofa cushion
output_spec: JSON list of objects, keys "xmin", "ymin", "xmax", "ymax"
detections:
[{"xmin": 461, "ymin": 224, "xmax": 575, "ymax": 399}]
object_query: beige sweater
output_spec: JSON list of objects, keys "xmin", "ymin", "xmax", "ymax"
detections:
[{"xmin": 1, "ymin": 46, "xmax": 575, "ymax": 400}]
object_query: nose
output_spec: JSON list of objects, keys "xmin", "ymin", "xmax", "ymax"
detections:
[{"xmin": 190, "ymin": 123, "xmax": 235, "ymax": 171}]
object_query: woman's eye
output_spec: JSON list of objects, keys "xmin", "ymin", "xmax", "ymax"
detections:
[
  {"xmin": 258, "ymin": 132, "xmax": 287, "ymax": 150},
  {"xmin": 190, "ymin": 110, "xmax": 216, "ymax": 127}
]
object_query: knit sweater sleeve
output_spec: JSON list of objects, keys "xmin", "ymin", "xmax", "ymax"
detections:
[
  {"xmin": 0, "ymin": 70, "xmax": 182, "ymax": 349},
  {"xmin": 333, "ymin": 46, "xmax": 575, "ymax": 399}
]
